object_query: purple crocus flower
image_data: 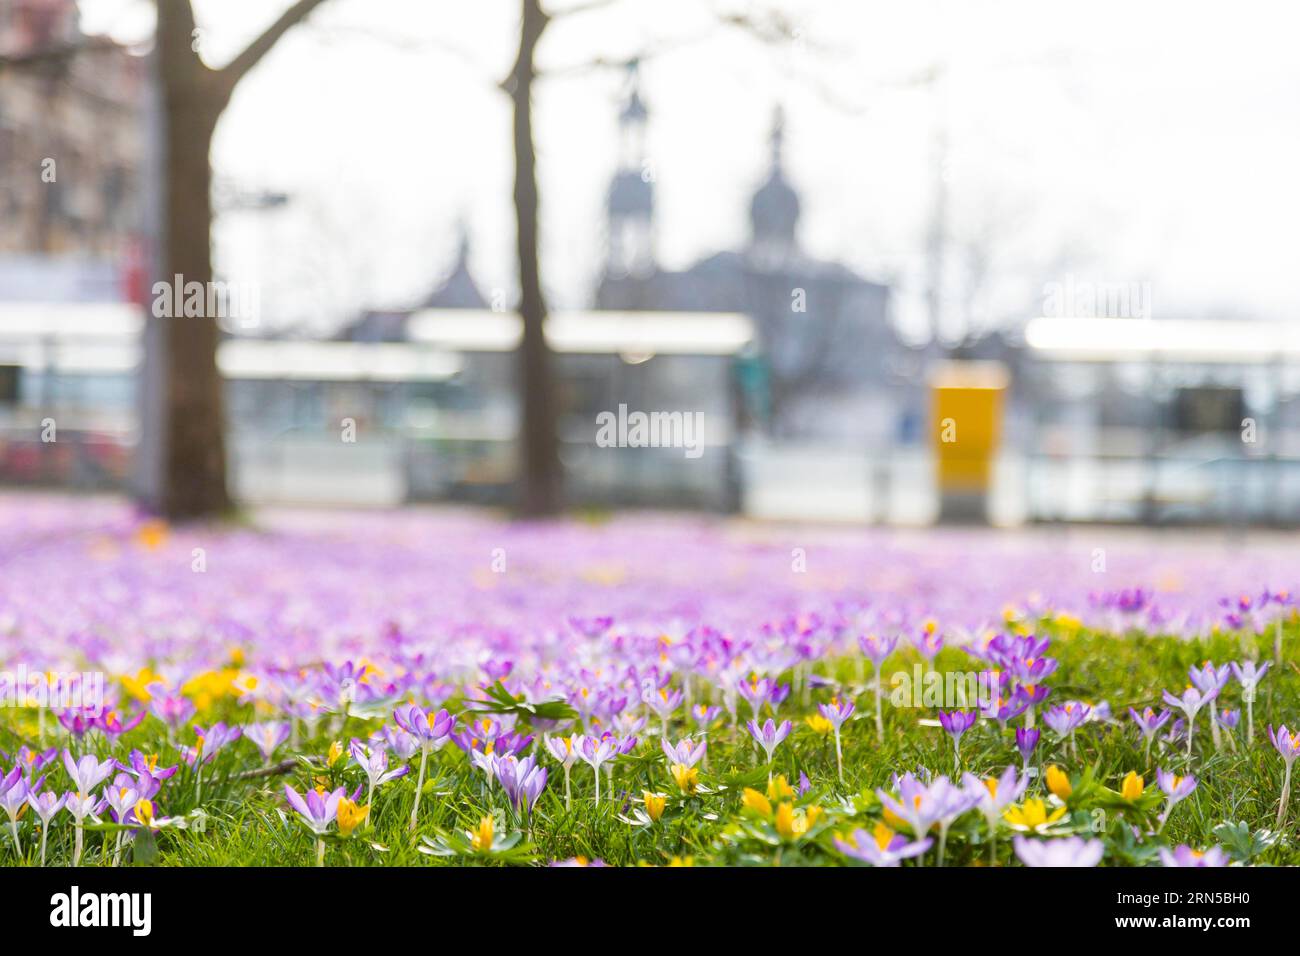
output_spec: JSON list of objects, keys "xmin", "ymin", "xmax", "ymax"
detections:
[
  {"xmin": 819, "ymin": 696, "xmax": 856, "ymax": 782},
  {"xmin": 1268, "ymin": 724, "xmax": 1300, "ymax": 827},
  {"xmin": 981, "ymin": 686, "xmax": 1030, "ymax": 725},
  {"xmin": 1162, "ymin": 686, "xmax": 1217, "ymax": 757},
  {"xmin": 26, "ymin": 789, "xmax": 65, "ymax": 865},
  {"xmin": 102, "ymin": 773, "xmax": 142, "ymax": 824},
  {"xmin": 373, "ymin": 724, "xmax": 420, "ymax": 761},
  {"xmin": 1007, "ymin": 655, "xmax": 1058, "ymax": 688},
  {"xmin": 245, "ymin": 721, "xmax": 292, "ymax": 762},
  {"xmin": 495, "ymin": 754, "xmax": 548, "ymax": 817},
  {"xmin": 94, "ymin": 709, "xmax": 147, "ymax": 740},
  {"xmin": 746, "ymin": 718, "xmax": 793, "ymax": 767},
  {"xmin": 1156, "ymin": 768, "xmax": 1198, "ymax": 803},
  {"xmin": 691, "ymin": 704, "xmax": 722, "ymax": 730},
  {"xmin": 56, "ymin": 707, "xmax": 100, "ymax": 738},
  {"xmin": 1013, "ymin": 835, "xmax": 1103, "ymax": 867},
  {"xmin": 912, "ymin": 627, "xmax": 944, "ymax": 662},
  {"xmin": 350, "ymin": 739, "xmax": 408, "ymax": 787},
  {"xmin": 149, "ymin": 693, "xmax": 196, "ymax": 732},
  {"xmin": 1214, "ymin": 708, "xmax": 1240, "ymax": 731},
  {"xmin": 859, "ymin": 634, "xmax": 900, "ymax": 741},
  {"xmin": 63, "ymin": 790, "xmax": 103, "ymax": 865},
  {"xmin": 546, "ymin": 734, "xmax": 581, "ymax": 810},
  {"xmin": 27, "ymin": 789, "xmax": 65, "ymax": 825},
  {"xmin": 185, "ymin": 723, "xmax": 243, "ymax": 766},
  {"xmin": 1129, "ymin": 706, "xmax": 1172, "ymax": 740},
  {"xmin": 284, "ymin": 784, "xmax": 344, "ymax": 836},
  {"xmin": 964, "ymin": 765, "xmax": 1028, "ymax": 828},
  {"xmin": 1159, "ymin": 845, "xmax": 1228, "ymax": 867},
  {"xmin": 349, "ymin": 739, "xmax": 408, "ymax": 818},
  {"xmin": 646, "ymin": 686, "xmax": 685, "ymax": 730},
  {"xmin": 834, "ymin": 825, "xmax": 932, "ymax": 867},
  {"xmin": 1155, "ymin": 768, "xmax": 1198, "ymax": 833},
  {"xmin": 574, "ymin": 734, "xmax": 619, "ymax": 804},
  {"xmin": 1230, "ymin": 659, "xmax": 1269, "ymax": 692},
  {"xmin": 1231, "ymin": 660, "xmax": 1269, "ymax": 744},
  {"xmin": 818, "ymin": 697, "xmax": 856, "ymax": 730},
  {"xmin": 549, "ymin": 856, "xmax": 609, "ymax": 867},
  {"xmin": 122, "ymin": 746, "xmax": 165, "ymax": 791},
  {"xmin": 1043, "ymin": 702, "xmax": 1089, "ymax": 740},
  {"xmin": 1015, "ymin": 727, "xmax": 1040, "ymax": 767},
  {"xmin": 546, "ymin": 734, "xmax": 579, "ymax": 769},
  {"xmin": 392, "ymin": 705, "xmax": 454, "ymax": 833},
  {"xmin": 938, "ymin": 710, "xmax": 978, "ymax": 770},
  {"xmin": 1188, "ymin": 661, "xmax": 1231, "ymax": 696},
  {"xmin": 661, "ymin": 737, "xmax": 707, "ymax": 769},
  {"xmin": 857, "ymin": 633, "xmax": 899, "ymax": 669},
  {"xmin": 0, "ymin": 777, "xmax": 29, "ymax": 855},
  {"xmin": 392, "ymin": 704, "xmax": 455, "ymax": 746},
  {"xmin": 62, "ymin": 750, "xmax": 116, "ymax": 796},
  {"xmin": 12, "ymin": 746, "xmax": 58, "ymax": 782},
  {"xmin": 736, "ymin": 675, "xmax": 776, "ymax": 716},
  {"xmin": 877, "ymin": 773, "xmax": 979, "ymax": 865}
]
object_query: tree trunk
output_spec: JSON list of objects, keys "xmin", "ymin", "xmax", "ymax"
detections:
[
  {"xmin": 148, "ymin": 0, "xmax": 231, "ymax": 521},
  {"xmin": 510, "ymin": 0, "xmax": 562, "ymax": 517},
  {"xmin": 159, "ymin": 105, "xmax": 230, "ymax": 519}
]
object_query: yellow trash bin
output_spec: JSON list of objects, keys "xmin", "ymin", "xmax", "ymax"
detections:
[{"xmin": 930, "ymin": 361, "xmax": 1009, "ymax": 523}]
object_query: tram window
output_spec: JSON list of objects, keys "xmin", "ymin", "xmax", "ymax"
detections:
[{"xmin": 0, "ymin": 365, "xmax": 19, "ymax": 405}]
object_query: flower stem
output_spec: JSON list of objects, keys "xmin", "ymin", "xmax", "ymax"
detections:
[
  {"xmin": 409, "ymin": 744, "xmax": 429, "ymax": 833},
  {"xmin": 1277, "ymin": 762, "xmax": 1292, "ymax": 829}
]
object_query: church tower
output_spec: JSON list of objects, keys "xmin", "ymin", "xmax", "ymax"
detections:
[
  {"xmin": 748, "ymin": 107, "xmax": 802, "ymax": 265},
  {"xmin": 604, "ymin": 60, "xmax": 655, "ymax": 278}
]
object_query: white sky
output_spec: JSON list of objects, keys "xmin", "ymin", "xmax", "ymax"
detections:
[{"xmin": 80, "ymin": 0, "xmax": 1300, "ymax": 341}]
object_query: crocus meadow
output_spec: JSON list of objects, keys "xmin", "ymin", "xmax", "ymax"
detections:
[{"xmin": 0, "ymin": 495, "xmax": 1296, "ymax": 867}]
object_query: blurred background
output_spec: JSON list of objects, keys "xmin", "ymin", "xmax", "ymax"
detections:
[{"xmin": 3, "ymin": 0, "xmax": 1300, "ymax": 526}]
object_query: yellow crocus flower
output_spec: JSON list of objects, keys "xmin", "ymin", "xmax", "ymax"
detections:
[
  {"xmin": 1003, "ymin": 797, "xmax": 1068, "ymax": 833},
  {"xmin": 805, "ymin": 714, "xmax": 834, "ymax": 736},
  {"xmin": 1045, "ymin": 765, "xmax": 1072, "ymax": 800},
  {"xmin": 1121, "ymin": 771, "xmax": 1144, "ymax": 801},
  {"xmin": 670, "ymin": 763, "xmax": 699, "ymax": 795},
  {"xmin": 644, "ymin": 791, "xmax": 666, "ymax": 822},
  {"xmin": 336, "ymin": 799, "xmax": 369, "ymax": 837},
  {"xmin": 742, "ymin": 788, "xmax": 772, "ymax": 818},
  {"xmin": 470, "ymin": 815, "xmax": 495, "ymax": 852},
  {"xmin": 134, "ymin": 799, "xmax": 155, "ymax": 827},
  {"xmin": 767, "ymin": 774, "xmax": 794, "ymax": 802}
]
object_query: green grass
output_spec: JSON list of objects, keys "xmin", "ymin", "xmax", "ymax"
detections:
[{"xmin": 2, "ymin": 619, "xmax": 1296, "ymax": 867}]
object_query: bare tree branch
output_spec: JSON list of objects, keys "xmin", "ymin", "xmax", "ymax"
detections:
[
  {"xmin": 231, "ymin": 759, "xmax": 298, "ymax": 781},
  {"xmin": 546, "ymin": 0, "xmax": 622, "ymax": 18},
  {"xmin": 310, "ymin": 21, "xmax": 496, "ymax": 85},
  {"xmin": 219, "ymin": 0, "xmax": 333, "ymax": 93}
]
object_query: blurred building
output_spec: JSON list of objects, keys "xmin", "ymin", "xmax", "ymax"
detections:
[
  {"xmin": 0, "ymin": 0, "xmax": 145, "ymax": 298},
  {"xmin": 595, "ymin": 66, "xmax": 899, "ymax": 444}
]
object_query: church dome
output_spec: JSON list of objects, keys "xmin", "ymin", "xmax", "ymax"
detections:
[
  {"xmin": 609, "ymin": 168, "xmax": 653, "ymax": 217},
  {"xmin": 748, "ymin": 108, "xmax": 800, "ymax": 251},
  {"xmin": 749, "ymin": 167, "xmax": 800, "ymax": 247}
]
